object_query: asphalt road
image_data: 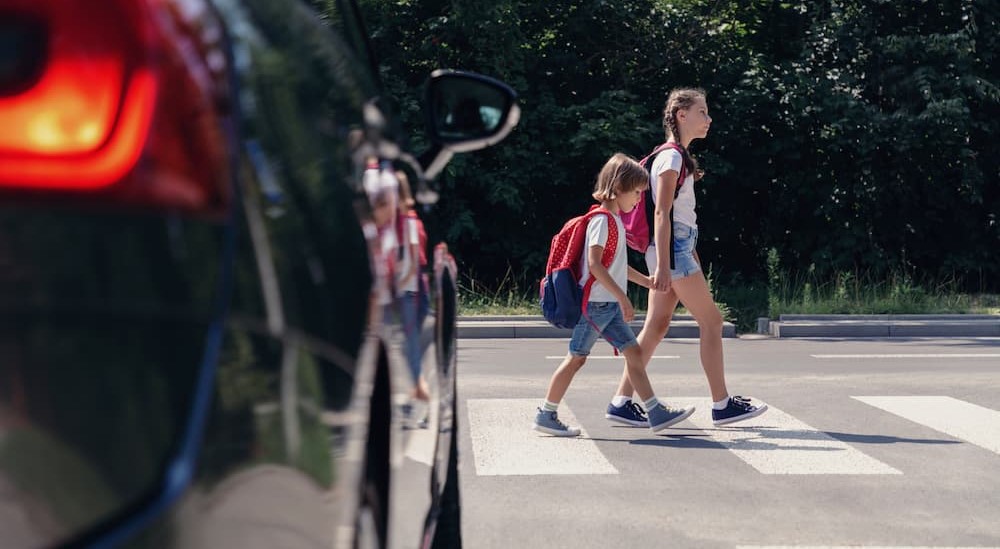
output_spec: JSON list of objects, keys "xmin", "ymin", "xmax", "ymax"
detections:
[{"xmin": 455, "ymin": 336, "xmax": 1000, "ymax": 549}]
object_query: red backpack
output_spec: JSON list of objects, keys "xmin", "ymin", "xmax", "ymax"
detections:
[
  {"xmin": 620, "ymin": 142, "xmax": 689, "ymax": 262},
  {"xmin": 539, "ymin": 205, "xmax": 618, "ymax": 329}
]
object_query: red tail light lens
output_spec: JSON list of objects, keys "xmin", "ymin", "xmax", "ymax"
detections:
[
  {"xmin": 0, "ymin": 0, "xmax": 231, "ymax": 214},
  {"xmin": 0, "ymin": 0, "xmax": 158, "ymax": 189}
]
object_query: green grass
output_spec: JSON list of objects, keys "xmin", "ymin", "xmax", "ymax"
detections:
[
  {"xmin": 768, "ymin": 272, "xmax": 1000, "ymax": 317},
  {"xmin": 459, "ymin": 264, "xmax": 999, "ymax": 334},
  {"xmin": 458, "ymin": 269, "xmax": 539, "ymax": 316}
]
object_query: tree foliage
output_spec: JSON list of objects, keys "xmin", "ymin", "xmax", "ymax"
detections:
[{"xmin": 356, "ymin": 0, "xmax": 1000, "ymax": 291}]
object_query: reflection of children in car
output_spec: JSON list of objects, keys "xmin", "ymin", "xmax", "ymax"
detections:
[
  {"xmin": 368, "ymin": 163, "xmax": 431, "ymax": 424},
  {"xmin": 393, "ymin": 171, "xmax": 430, "ymax": 404}
]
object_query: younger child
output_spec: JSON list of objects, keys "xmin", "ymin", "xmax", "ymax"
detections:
[{"xmin": 534, "ymin": 153, "xmax": 696, "ymax": 437}]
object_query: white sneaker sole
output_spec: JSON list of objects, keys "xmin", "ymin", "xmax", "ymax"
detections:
[
  {"xmin": 533, "ymin": 423, "xmax": 581, "ymax": 437},
  {"xmin": 649, "ymin": 406, "xmax": 696, "ymax": 433},
  {"xmin": 604, "ymin": 414, "xmax": 648, "ymax": 427},
  {"xmin": 712, "ymin": 403, "xmax": 769, "ymax": 426}
]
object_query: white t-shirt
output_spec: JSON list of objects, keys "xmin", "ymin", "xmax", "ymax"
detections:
[
  {"xmin": 649, "ymin": 147, "xmax": 697, "ymax": 233},
  {"xmin": 394, "ymin": 216, "xmax": 421, "ymax": 296},
  {"xmin": 578, "ymin": 212, "xmax": 627, "ymax": 302}
]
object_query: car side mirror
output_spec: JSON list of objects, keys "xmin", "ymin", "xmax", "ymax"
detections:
[{"xmin": 419, "ymin": 70, "xmax": 520, "ymax": 180}]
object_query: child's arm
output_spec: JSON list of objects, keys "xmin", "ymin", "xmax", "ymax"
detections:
[
  {"xmin": 628, "ymin": 266, "xmax": 652, "ymax": 289},
  {"xmin": 651, "ymin": 169, "xmax": 680, "ymax": 292},
  {"xmin": 587, "ymin": 244, "xmax": 634, "ymax": 322}
]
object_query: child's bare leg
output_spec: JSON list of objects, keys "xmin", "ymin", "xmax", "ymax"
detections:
[
  {"xmin": 535, "ymin": 353, "xmax": 587, "ymax": 437},
  {"xmin": 672, "ymin": 272, "xmax": 728, "ymax": 401},
  {"xmin": 622, "ymin": 343, "xmax": 695, "ymax": 432},
  {"xmin": 670, "ymin": 271, "xmax": 768, "ymax": 425},
  {"xmin": 545, "ymin": 353, "xmax": 587, "ymax": 404},
  {"xmin": 613, "ymin": 288, "xmax": 679, "ymax": 398},
  {"xmin": 620, "ymin": 345, "xmax": 654, "ymax": 401}
]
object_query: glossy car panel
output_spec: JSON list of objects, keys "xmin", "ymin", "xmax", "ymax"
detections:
[{"xmin": 0, "ymin": 0, "xmax": 517, "ymax": 547}]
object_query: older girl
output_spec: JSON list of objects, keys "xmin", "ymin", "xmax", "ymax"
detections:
[{"xmin": 606, "ymin": 89, "xmax": 768, "ymax": 427}]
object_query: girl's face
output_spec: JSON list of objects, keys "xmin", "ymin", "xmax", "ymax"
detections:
[
  {"xmin": 617, "ymin": 187, "xmax": 644, "ymax": 214},
  {"xmin": 679, "ymin": 96, "xmax": 712, "ymax": 139}
]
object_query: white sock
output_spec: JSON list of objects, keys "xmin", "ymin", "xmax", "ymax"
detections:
[
  {"xmin": 542, "ymin": 400, "xmax": 559, "ymax": 412},
  {"xmin": 643, "ymin": 396, "xmax": 660, "ymax": 411},
  {"xmin": 611, "ymin": 395, "xmax": 631, "ymax": 407},
  {"xmin": 713, "ymin": 396, "xmax": 731, "ymax": 410}
]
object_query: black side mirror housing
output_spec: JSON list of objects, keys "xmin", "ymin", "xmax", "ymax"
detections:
[{"xmin": 419, "ymin": 70, "xmax": 520, "ymax": 180}]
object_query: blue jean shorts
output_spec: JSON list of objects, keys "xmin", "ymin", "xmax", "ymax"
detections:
[
  {"xmin": 645, "ymin": 223, "xmax": 701, "ymax": 280},
  {"xmin": 569, "ymin": 302, "xmax": 638, "ymax": 356}
]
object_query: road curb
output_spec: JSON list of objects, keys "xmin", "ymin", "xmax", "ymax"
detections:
[
  {"xmin": 767, "ymin": 315, "xmax": 1000, "ymax": 338},
  {"xmin": 457, "ymin": 316, "xmax": 736, "ymax": 339},
  {"xmin": 457, "ymin": 314, "xmax": 1000, "ymax": 339}
]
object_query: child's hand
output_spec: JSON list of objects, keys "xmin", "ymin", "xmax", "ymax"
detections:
[
  {"xmin": 651, "ymin": 269, "xmax": 672, "ymax": 293},
  {"xmin": 619, "ymin": 297, "xmax": 635, "ymax": 323}
]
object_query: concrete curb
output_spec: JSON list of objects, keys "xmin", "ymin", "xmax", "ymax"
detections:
[
  {"xmin": 457, "ymin": 315, "xmax": 736, "ymax": 339},
  {"xmin": 457, "ymin": 314, "xmax": 1000, "ymax": 339},
  {"xmin": 766, "ymin": 314, "xmax": 1000, "ymax": 338}
]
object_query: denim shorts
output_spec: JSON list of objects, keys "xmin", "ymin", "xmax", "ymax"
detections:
[
  {"xmin": 568, "ymin": 302, "xmax": 638, "ymax": 356},
  {"xmin": 645, "ymin": 223, "xmax": 701, "ymax": 280}
]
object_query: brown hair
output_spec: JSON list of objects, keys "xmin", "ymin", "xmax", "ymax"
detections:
[
  {"xmin": 662, "ymin": 87, "xmax": 705, "ymax": 174},
  {"xmin": 592, "ymin": 153, "xmax": 649, "ymax": 202}
]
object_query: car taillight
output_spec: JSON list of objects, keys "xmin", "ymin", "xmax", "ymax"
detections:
[{"xmin": 0, "ymin": 0, "xmax": 231, "ymax": 214}]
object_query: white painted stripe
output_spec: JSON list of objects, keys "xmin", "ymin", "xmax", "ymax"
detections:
[
  {"xmin": 467, "ymin": 398, "xmax": 617, "ymax": 476},
  {"xmin": 852, "ymin": 396, "xmax": 1000, "ymax": 455},
  {"xmin": 669, "ymin": 398, "xmax": 901, "ymax": 475},
  {"xmin": 403, "ymin": 427, "xmax": 436, "ymax": 466},
  {"xmin": 544, "ymin": 355, "xmax": 679, "ymax": 360},
  {"xmin": 812, "ymin": 353, "xmax": 1000, "ymax": 359},
  {"xmin": 738, "ymin": 546, "xmax": 999, "ymax": 548}
]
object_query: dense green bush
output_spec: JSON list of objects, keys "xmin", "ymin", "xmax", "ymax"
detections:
[{"xmin": 342, "ymin": 0, "xmax": 999, "ymax": 294}]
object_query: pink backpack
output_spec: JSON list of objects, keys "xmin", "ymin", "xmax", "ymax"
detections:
[{"xmin": 620, "ymin": 142, "xmax": 689, "ymax": 252}]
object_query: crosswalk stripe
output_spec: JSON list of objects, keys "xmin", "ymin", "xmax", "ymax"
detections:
[
  {"xmin": 812, "ymin": 354, "xmax": 1000, "ymax": 359},
  {"xmin": 852, "ymin": 396, "xmax": 1000, "ymax": 455},
  {"xmin": 403, "ymin": 427, "xmax": 436, "ymax": 466},
  {"xmin": 738, "ymin": 546, "xmax": 999, "ymax": 548},
  {"xmin": 668, "ymin": 398, "xmax": 901, "ymax": 475},
  {"xmin": 544, "ymin": 355, "xmax": 679, "ymax": 360},
  {"xmin": 466, "ymin": 398, "xmax": 618, "ymax": 476}
]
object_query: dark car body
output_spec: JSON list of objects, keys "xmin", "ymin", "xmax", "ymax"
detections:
[{"xmin": 0, "ymin": 0, "xmax": 517, "ymax": 547}]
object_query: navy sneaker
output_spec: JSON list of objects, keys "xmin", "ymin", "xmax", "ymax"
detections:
[
  {"xmin": 647, "ymin": 403, "xmax": 696, "ymax": 433},
  {"xmin": 533, "ymin": 408, "xmax": 581, "ymax": 437},
  {"xmin": 712, "ymin": 396, "xmax": 768, "ymax": 426},
  {"xmin": 605, "ymin": 401, "xmax": 648, "ymax": 427}
]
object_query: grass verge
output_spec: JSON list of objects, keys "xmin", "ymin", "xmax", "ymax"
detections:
[{"xmin": 459, "ymin": 267, "xmax": 999, "ymax": 334}]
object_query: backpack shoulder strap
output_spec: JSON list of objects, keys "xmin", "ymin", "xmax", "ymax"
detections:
[
  {"xmin": 575, "ymin": 206, "xmax": 619, "ymax": 268},
  {"xmin": 663, "ymin": 142, "xmax": 689, "ymax": 198},
  {"xmin": 597, "ymin": 209, "xmax": 618, "ymax": 269},
  {"xmin": 640, "ymin": 142, "xmax": 672, "ymax": 168}
]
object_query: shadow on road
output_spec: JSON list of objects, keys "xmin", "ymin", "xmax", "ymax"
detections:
[{"xmin": 589, "ymin": 426, "xmax": 961, "ymax": 450}]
